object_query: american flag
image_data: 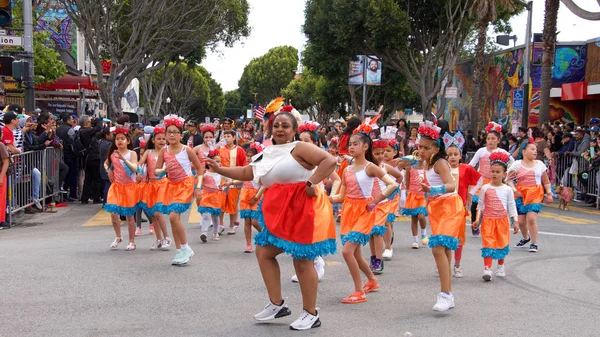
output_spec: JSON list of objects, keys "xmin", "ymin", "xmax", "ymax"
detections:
[{"xmin": 254, "ymin": 105, "xmax": 265, "ymax": 121}]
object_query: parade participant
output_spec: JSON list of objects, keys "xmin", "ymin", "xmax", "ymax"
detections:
[
  {"xmin": 104, "ymin": 125, "xmax": 139, "ymax": 251},
  {"xmin": 194, "ymin": 125, "xmax": 216, "ymax": 158},
  {"xmin": 203, "ymin": 111, "xmax": 337, "ymax": 331},
  {"xmin": 219, "ymin": 130, "xmax": 247, "ymax": 234},
  {"xmin": 473, "ymin": 151, "xmax": 518, "ymax": 281},
  {"xmin": 508, "ymin": 138, "xmax": 553, "ymax": 252},
  {"xmin": 402, "ymin": 154, "xmax": 428, "ymax": 249},
  {"xmin": 238, "ymin": 143, "xmax": 264, "ymax": 253},
  {"xmin": 328, "ymin": 137, "xmax": 343, "ymax": 221},
  {"xmin": 468, "ymin": 122, "xmax": 513, "ymax": 233},
  {"xmin": 329, "ymin": 118, "xmax": 399, "ymax": 304},
  {"xmin": 154, "ymin": 115, "xmax": 203, "ymax": 265},
  {"xmin": 418, "ymin": 119, "xmax": 462, "ymax": 312},
  {"xmin": 138, "ymin": 125, "xmax": 171, "ymax": 250},
  {"xmin": 198, "ymin": 149, "xmax": 226, "ymax": 243},
  {"xmin": 379, "ymin": 129, "xmax": 402, "ymax": 259},
  {"xmin": 444, "ymin": 131, "xmax": 483, "ymax": 277},
  {"xmin": 368, "ymin": 138, "xmax": 402, "ymax": 274}
]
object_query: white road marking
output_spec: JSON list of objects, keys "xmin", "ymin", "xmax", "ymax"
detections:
[{"xmin": 538, "ymin": 231, "xmax": 600, "ymax": 240}]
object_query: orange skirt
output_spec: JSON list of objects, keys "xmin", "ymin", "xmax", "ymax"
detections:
[
  {"xmin": 224, "ymin": 187, "xmax": 241, "ymax": 214},
  {"xmin": 426, "ymin": 194, "xmax": 463, "ymax": 250},
  {"xmin": 515, "ymin": 184, "xmax": 544, "ymax": 215},
  {"xmin": 458, "ymin": 207, "xmax": 469, "ymax": 246},
  {"xmin": 480, "ymin": 217, "xmax": 511, "ymax": 259},
  {"xmin": 198, "ymin": 190, "xmax": 226, "ymax": 216},
  {"xmin": 402, "ymin": 192, "xmax": 427, "ymax": 216},
  {"xmin": 255, "ymin": 183, "xmax": 336, "ymax": 260},
  {"xmin": 158, "ymin": 176, "xmax": 194, "ymax": 214},
  {"xmin": 106, "ymin": 181, "xmax": 140, "ymax": 216},
  {"xmin": 240, "ymin": 187, "xmax": 260, "ymax": 219},
  {"xmin": 341, "ymin": 197, "xmax": 375, "ymax": 245},
  {"xmin": 139, "ymin": 178, "xmax": 168, "ymax": 215}
]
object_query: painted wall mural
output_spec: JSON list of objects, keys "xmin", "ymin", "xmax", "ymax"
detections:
[
  {"xmin": 35, "ymin": 1, "xmax": 77, "ymax": 58},
  {"xmin": 438, "ymin": 44, "xmax": 587, "ymax": 132}
]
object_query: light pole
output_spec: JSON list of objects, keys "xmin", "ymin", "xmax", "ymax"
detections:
[{"xmin": 166, "ymin": 97, "xmax": 171, "ymax": 115}]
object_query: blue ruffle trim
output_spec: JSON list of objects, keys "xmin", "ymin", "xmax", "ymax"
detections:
[
  {"xmin": 472, "ymin": 195, "xmax": 479, "ymax": 203},
  {"xmin": 401, "ymin": 207, "xmax": 428, "ymax": 216},
  {"xmin": 340, "ymin": 231, "xmax": 371, "ymax": 246},
  {"xmin": 386, "ymin": 213, "xmax": 397, "ymax": 223},
  {"xmin": 370, "ymin": 225, "xmax": 387, "ymax": 236},
  {"xmin": 197, "ymin": 206, "xmax": 221, "ymax": 216},
  {"xmin": 157, "ymin": 172, "xmax": 167, "ymax": 179},
  {"xmin": 105, "ymin": 203, "xmax": 138, "ymax": 216},
  {"xmin": 240, "ymin": 209, "xmax": 260, "ymax": 219},
  {"xmin": 386, "ymin": 187, "xmax": 399, "ymax": 201},
  {"xmin": 481, "ymin": 246, "xmax": 510, "ymax": 260},
  {"xmin": 428, "ymin": 234, "xmax": 459, "ymax": 250},
  {"xmin": 158, "ymin": 202, "xmax": 192, "ymax": 214},
  {"xmin": 138, "ymin": 201, "xmax": 160, "ymax": 215},
  {"xmin": 253, "ymin": 201, "xmax": 337, "ymax": 260},
  {"xmin": 516, "ymin": 198, "xmax": 542, "ymax": 215}
]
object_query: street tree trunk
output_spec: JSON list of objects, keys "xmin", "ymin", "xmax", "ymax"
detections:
[
  {"xmin": 539, "ymin": 0, "xmax": 560, "ymax": 126},
  {"xmin": 471, "ymin": 20, "xmax": 490, "ymax": 133}
]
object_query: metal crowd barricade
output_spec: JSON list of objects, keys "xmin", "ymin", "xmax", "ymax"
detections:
[
  {"xmin": 551, "ymin": 154, "xmax": 599, "ymax": 208},
  {"xmin": 6, "ymin": 148, "xmax": 63, "ymax": 227}
]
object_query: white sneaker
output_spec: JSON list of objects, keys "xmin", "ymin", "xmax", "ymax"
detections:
[
  {"xmin": 315, "ymin": 256, "xmax": 325, "ymax": 281},
  {"xmin": 254, "ymin": 300, "xmax": 291, "ymax": 321},
  {"xmin": 495, "ymin": 265, "xmax": 506, "ymax": 277},
  {"xmin": 291, "ymin": 274, "xmax": 299, "ymax": 283},
  {"xmin": 213, "ymin": 233, "xmax": 220, "ymax": 241},
  {"xmin": 150, "ymin": 240, "xmax": 162, "ymax": 251},
  {"xmin": 289, "ymin": 309, "xmax": 321, "ymax": 331},
  {"xmin": 382, "ymin": 249, "xmax": 393, "ymax": 260},
  {"xmin": 160, "ymin": 237, "xmax": 171, "ymax": 250},
  {"xmin": 453, "ymin": 266, "xmax": 464, "ymax": 278},
  {"xmin": 411, "ymin": 242, "xmax": 419, "ymax": 249},
  {"xmin": 483, "ymin": 267, "xmax": 493, "ymax": 281},
  {"xmin": 227, "ymin": 227, "xmax": 236, "ymax": 235},
  {"xmin": 432, "ymin": 292, "xmax": 454, "ymax": 312}
]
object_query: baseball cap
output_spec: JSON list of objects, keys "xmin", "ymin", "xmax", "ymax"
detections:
[
  {"xmin": 7, "ymin": 103, "xmax": 23, "ymax": 114},
  {"xmin": 589, "ymin": 118, "xmax": 599, "ymax": 125},
  {"xmin": 590, "ymin": 126, "xmax": 599, "ymax": 133},
  {"xmin": 3, "ymin": 112, "xmax": 18, "ymax": 124}
]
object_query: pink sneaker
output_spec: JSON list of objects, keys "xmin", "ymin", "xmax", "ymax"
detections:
[
  {"xmin": 149, "ymin": 224, "xmax": 155, "ymax": 235},
  {"xmin": 135, "ymin": 227, "xmax": 142, "ymax": 236},
  {"xmin": 244, "ymin": 243, "xmax": 253, "ymax": 253}
]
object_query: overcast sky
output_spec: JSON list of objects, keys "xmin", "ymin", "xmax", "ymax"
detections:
[{"xmin": 202, "ymin": 0, "xmax": 600, "ymax": 92}]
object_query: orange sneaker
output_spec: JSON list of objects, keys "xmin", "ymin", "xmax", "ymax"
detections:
[
  {"xmin": 362, "ymin": 278, "xmax": 380, "ymax": 293},
  {"xmin": 342, "ymin": 291, "xmax": 367, "ymax": 304}
]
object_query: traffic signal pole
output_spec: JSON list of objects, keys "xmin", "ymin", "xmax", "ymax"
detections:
[{"xmin": 22, "ymin": 0, "xmax": 34, "ymax": 112}]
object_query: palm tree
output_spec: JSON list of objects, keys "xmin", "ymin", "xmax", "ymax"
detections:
[
  {"xmin": 539, "ymin": 0, "xmax": 560, "ymax": 126},
  {"xmin": 470, "ymin": 0, "xmax": 515, "ymax": 133},
  {"xmin": 560, "ymin": 0, "xmax": 600, "ymax": 20}
]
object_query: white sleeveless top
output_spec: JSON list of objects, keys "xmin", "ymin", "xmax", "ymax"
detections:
[
  {"xmin": 251, "ymin": 142, "xmax": 312, "ymax": 188},
  {"xmin": 425, "ymin": 160, "xmax": 455, "ymax": 198}
]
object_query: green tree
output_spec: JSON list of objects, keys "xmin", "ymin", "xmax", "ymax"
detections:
[
  {"xmin": 224, "ymin": 89, "xmax": 246, "ymax": 118},
  {"xmin": 238, "ymin": 46, "xmax": 299, "ymax": 105},
  {"xmin": 194, "ymin": 66, "xmax": 226, "ymax": 120}
]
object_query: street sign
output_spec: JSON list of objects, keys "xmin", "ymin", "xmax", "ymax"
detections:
[
  {"xmin": 404, "ymin": 108, "xmax": 413, "ymax": 116},
  {"xmin": 513, "ymin": 89, "xmax": 524, "ymax": 110},
  {"xmin": 0, "ymin": 29, "xmax": 7, "ymax": 35},
  {"xmin": 0, "ymin": 35, "xmax": 21, "ymax": 46},
  {"xmin": 445, "ymin": 87, "xmax": 457, "ymax": 98}
]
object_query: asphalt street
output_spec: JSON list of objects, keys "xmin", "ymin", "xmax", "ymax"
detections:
[{"xmin": 1, "ymin": 202, "xmax": 599, "ymax": 337}]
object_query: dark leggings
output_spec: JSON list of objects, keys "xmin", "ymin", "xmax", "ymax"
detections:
[
  {"xmin": 136, "ymin": 208, "xmax": 154, "ymax": 228},
  {"xmin": 471, "ymin": 201, "xmax": 478, "ymax": 223}
]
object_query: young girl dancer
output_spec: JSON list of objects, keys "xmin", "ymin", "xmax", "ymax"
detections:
[
  {"xmin": 198, "ymin": 149, "xmax": 226, "ymax": 243},
  {"xmin": 402, "ymin": 156, "xmax": 428, "ymax": 249},
  {"xmin": 329, "ymin": 126, "xmax": 398, "ymax": 304},
  {"xmin": 473, "ymin": 151, "xmax": 519, "ymax": 281},
  {"xmin": 468, "ymin": 122, "xmax": 513, "ymax": 232},
  {"xmin": 368, "ymin": 138, "xmax": 402, "ymax": 274},
  {"xmin": 193, "ymin": 125, "xmax": 216, "ymax": 159},
  {"xmin": 155, "ymin": 115, "xmax": 203, "ymax": 265},
  {"xmin": 204, "ymin": 112, "xmax": 336, "ymax": 330},
  {"xmin": 418, "ymin": 120, "xmax": 462, "ymax": 312},
  {"xmin": 104, "ymin": 126, "xmax": 139, "ymax": 251},
  {"xmin": 444, "ymin": 132, "xmax": 482, "ymax": 277},
  {"xmin": 238, "ymin": 143, "xmax": 264, "ymax": 253},
  {"xmin": 138, "ymin": 126, "xmax": 171, "ymax": 250},
  {"xmin": 381, "ymin": 135, "xmax": 401, "ymax": 259},
  {"xmin": 219, "ymin": 130, "xmax": 247, "ymax": 234},
  {"xmin": 508, "ymin": 138, "xmax": 553, "ymax": 252}
]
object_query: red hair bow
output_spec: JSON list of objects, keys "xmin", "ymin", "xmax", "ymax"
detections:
[
  {"xmin": 330, "ymin": 137, "xmax": 339, "ymax": 144},
  {"xmin": 153, "ymin": 126, "xmax": 165, "ymax": 135},
  {"xmin": 112, "ymin": 126, "xmax": 130, "ymax": 135},
  {"xmin": 208, "ymin": 149, "xmax": 220, "ymax": 158},
  {"xmin": 164, "ymin": 114, "xmax": 184, "ymax": 128},
  {"xmin": 201, "ymin": 125, "xmax": 215, "ymax": 134},
  {"xmin": 489, "ymin": 151, "xmax": 510, "ymax": 165},
  {"xmin": 250, "ymin": 142, "xmax": 263, "ymax": 154},
  {"xmin": 298, "ymin": 122, "xmax": 318, "ymax": 133},
  {"xmin": 373, "ymin": 139, "xmax": 389, "ymax": 148},
  {"xmin": 485, "ymin": 122, "xmax": 503, "ymax": 133}
]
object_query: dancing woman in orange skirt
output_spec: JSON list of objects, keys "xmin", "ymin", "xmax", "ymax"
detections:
[
  {"xmin": 508, "ymin": 138, "xmax": 553, "ymax": 253},
  {"xmin": 204, "ymin": 112, "xmax": 337, "ymax": 331},
  {"xmin": 472, "ymin": 151, "xmax": 519, "ymax": 281},
  {"xmin": 417, "ymin": 120, "xmax": 461, "ymax": 312},
  {"xmin": 154, "ymin": 115, "xmax": 203, "ymax": 265},
  {"xmin": 138, "ymin": 126, "xmax": 171, "ymax": 251},
  {"xmin": 104, "ymin": 126, "xmax": 139, "ymax": 251}
]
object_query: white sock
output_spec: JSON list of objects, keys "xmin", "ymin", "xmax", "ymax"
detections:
[
  {"xmin": 413, "ymin": 236, "xmax": 419, "ymax": 242},
  {"xmin": 181, "ymin": 243, "xmax": 189, "ymax": 249},
  {"xmin": 421, "ymin": 229, "xmax": 427, "ymax": 237}
]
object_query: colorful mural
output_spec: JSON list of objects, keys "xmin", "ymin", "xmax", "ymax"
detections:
[
  {"xmin": 438, "ymin": 44, "xmax": 587, "ymax": 131},
  {"xmin": 34, "ymin": 1, "xmax": 77, "ymax": 58}
]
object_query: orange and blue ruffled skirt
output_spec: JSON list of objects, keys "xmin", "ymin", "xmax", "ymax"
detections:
[
  {"xmin": 480, "ymin": 217, "xmax": 510, "ymax": 259},
  {"xmin": 386, "ymin": 193, "xmax": 400, "ymax": 223},
  {"xmin": 239, "ymin": 187, "xmax": 260, "ymax": 219},
  {"xmin": 198, "ymin": 190, "xmax": 225, "ymax": 216},
  {"xmin": 515, "ymin": 184, "xmax": 544, "ymax": 215},
  {"xmin": 402, "ymin": 192, "xmax": 428, "ymax": 216},
  {"xmin": 341, "ymin": 197, "xmax": 375, "ymax": 245},
  {"xmin": 139, "ymin": 178, "xmax": 167, "ymax": 215},
  {"xmin": 372, "ymin": 201, "xmax": 391, "ymax": 236},
  {"xmin": 106, "ymin": 181, "xmax": 140, "ymax": 216},
  {"xmin": 157, "ymin": 176, "xmax": 194, "ymax": 214},
  {"xmin": 427, "ymin": 194, "xmax": 463, "ymax": 250},
  {"xmin": 255, "ymin": 183, "xmax": 336, "ymax": 260},
  {"xmin": 224, "ymin": 187, "xmax": 241, "ymax": 215}
]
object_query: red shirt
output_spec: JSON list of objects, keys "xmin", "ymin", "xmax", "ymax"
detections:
[
  {"xmin": 2, "ymin": 126, "xmax": 14, "ymax": 146},
  {"xmin": 457, "ymin": 164, "xmax": 482, "ymax": 205}
]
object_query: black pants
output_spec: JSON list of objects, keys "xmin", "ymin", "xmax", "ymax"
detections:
[
  {"xmin": 59, "ymin": 161, "xmax": 68, "ymax": 188},
  {"xmin": 63, "ymin": 158, "xmax": 79, "ymax": 199},
  {"xmin": 82, "ymin": 159, "xmax": 101, "ymax": 201}
]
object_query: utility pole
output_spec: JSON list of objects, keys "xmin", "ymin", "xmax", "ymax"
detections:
[
  {"xmin": 361, "ymin": 55, "xmax": 367, "ymax": 120},
  {"xmin": 23, "ymin": 0, "xmax": 34, "ymax": 112},
  {"xmin": 521, "ymin": 1, "xmax": 533, "ymax": 128}
]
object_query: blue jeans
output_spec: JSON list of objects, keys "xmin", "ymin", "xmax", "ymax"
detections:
[{"xmin": 32, "ymin": 168, "xmax": 41, "ymax": 201}]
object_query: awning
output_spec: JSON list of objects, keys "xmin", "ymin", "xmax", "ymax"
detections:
[{"xmin": 35, "ymin": 75, "xmax": 101, "ymax": 91}]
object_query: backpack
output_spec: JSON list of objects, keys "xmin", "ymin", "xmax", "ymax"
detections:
[{"xmin": 73, "ymin": 130, "xmax": 87, "ymax": 158}]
